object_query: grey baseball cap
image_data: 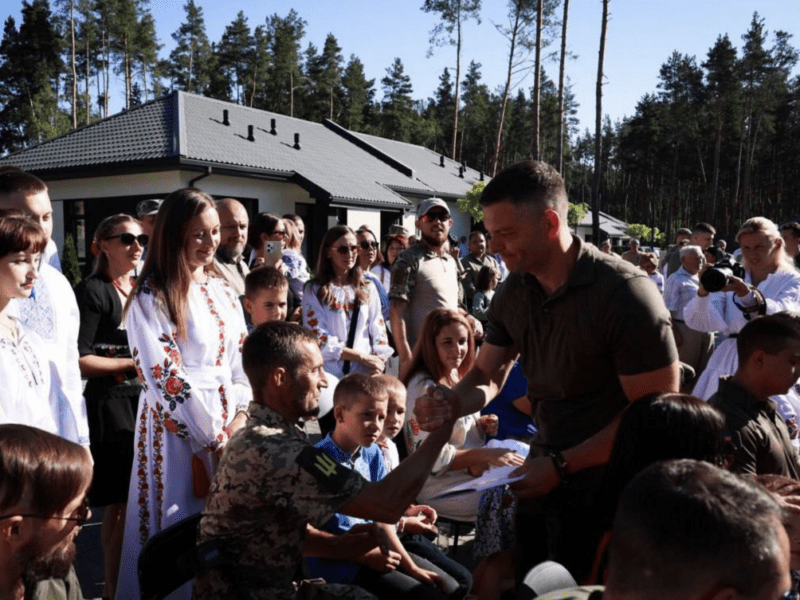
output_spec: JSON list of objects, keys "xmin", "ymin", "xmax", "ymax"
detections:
[
  {"xmin": 136, "ymin": 198, "xmax": 163, "ymax": 218},
  {"xmin": 417, "ymin": 197, "xmax": 450, "ymax": 218}
]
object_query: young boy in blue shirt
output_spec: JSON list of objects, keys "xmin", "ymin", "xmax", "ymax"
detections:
[{"xmin": 307, "ymin": 373, "xmax": 461, "ymax": 600}]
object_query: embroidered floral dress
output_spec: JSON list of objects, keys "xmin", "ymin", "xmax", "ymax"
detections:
[
  {"xmin": 116, "ymin": 276, "xmax": 251, "ymax": 600},
  {"xmin": 0, "ymin": 317, "xmax": 58, "ymax": 435},
  {"xmin": 301, "ymin": 280, "xmax": 393, "ymax": 378}
]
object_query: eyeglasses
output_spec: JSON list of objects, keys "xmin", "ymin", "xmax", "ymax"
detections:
[
  {"xmin": 387, "ymin": 246, "xmax": 405, "ymax": 252},
  {"xmin": 271, "ymin": 230, "xmax": 287, "ymax": 239},
  {"xmin": 0, "ymin": 496, "xmax": 90, "ymax": 527},
  {"xmin": 422, "ymin": 211, "xmax": 450, "ymax": 223},
  {"xmin": 359, "ymin": 241, "xmax": 379, "ymax": 250},
  {"xmin": 335, "ymin": 245, "xmax": 359, "ymax": 255},
  {"xmin": 107, "ymin": 233, "xmax": 148, "ymax": 246}
]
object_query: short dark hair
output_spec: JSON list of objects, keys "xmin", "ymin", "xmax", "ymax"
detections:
[
  {"xmin": 0, "ymin": 211, "xmax": 48, "ymax": 258},
  {"xmin": 693, "ymin": 222, "xmax": 716, "ymax": 236},
  {"xmin": 244, "ymin": 266, "xmax": 288, "ymax": 298},
  {"xmin": 737, "ymin": 312, "xmax": 800, "ymax": 364},
  {"xmin": 676, "ymin": 228, "xmax": 692, "ymax": 237},
  {"xmin": 781, "ymin": 222, "xmax": 800, "ymax": 240},
  {"xmin": 608, "ymin": 459, "xmax": 785, "ymax": 599},
  {"xmin": 0, "ymin": 424, "xmax": 92, "ymax": 517},
  {"xmin": 0, "ymin": 168, "xmax": 47, "ymax": 201},
  {"xmin": 475, "ymin": 264, "xmax": 500, "ymax": 292},
  {"xmin": 333, "ymin": 373, "xmax": 388, "ymax": 410},
  {"xmin": 479, "ymin": 160, "xmax": 567, "ymax": 218},
  {"xmin": 242, "ymin": 322, "xmax": 318, "ymax": 395},
  {"xmin": 468, "ymin": 230, "xmax": 485, "ymax": 242},
  {"xmin": 248, "ymin": 212, "xmax": 283, "ymax": 249}
]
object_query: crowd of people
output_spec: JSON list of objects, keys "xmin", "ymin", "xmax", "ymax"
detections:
[{"xmin": 3, "ymin": 159, "xmax": 800, "ymax": 600}]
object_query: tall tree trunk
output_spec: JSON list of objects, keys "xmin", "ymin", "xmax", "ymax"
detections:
[
  {"xmin": 124, "ymin": 35, "xmax": 131, "ymax": 108},
  {"xmin": 592, "ymin": 0, "xmax": 609, "ymax": 244},
  {"xmin": 84, "ymin": 37, "xmax": 91, "ymax": 125},
  {"xmin": 531, "ymin": 0, "xmax": 543, "ymax": 160},
  {"xmin": 451, "ymin": 1, "xmax": 462, "ymax": 160},
  {"xmin": 556, "ymin": 0, "xmax": 570, "ymax": 173},
  {"xmin": 710, "ymin": 97, "xmax": 722, "ymax": 223},
  {"xmin": 491, "ymin": 9, "xmax": 521, "ymax": 176},
  {"xmin": 69, "ymin": 0, "xmax": 77, "ymax": 128}
]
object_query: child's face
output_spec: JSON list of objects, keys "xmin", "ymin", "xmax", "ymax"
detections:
[
  {"xmin": 336, "ymin": 393, "xmax": 388, "ymax": 451},
  {"xmin": 381, "ymin": 391, "xmax": 406, "ymax": 441},
  {"xmin": 489, "ymin": 273, "xmax": 499, "ymax": 289},
  {"xmin": 245, "ymin": 287, "xmax": 288, "ymax": 326}
]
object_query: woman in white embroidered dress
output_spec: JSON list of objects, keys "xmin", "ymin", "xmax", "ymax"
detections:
[
  {"xmin": 402, "ymin": 309, "xmax": 525, "ymax": 521},
  {"xmin": 0, "ymin": 212, "xmax": 56, "ymax": 434},
  {"xmin": 685, "ymin": 217, "xmax": 800, "ymax": 414},
  {"xmin": 302, "ymin": 225, "xmax": 393, "ymax": 378},
  {"xmin": 116, "ymin": 189, "xmax": 251, "ymax": 600}
]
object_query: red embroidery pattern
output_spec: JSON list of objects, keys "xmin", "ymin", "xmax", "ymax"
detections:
[
  {"xmin": 149, "ymin": 406, "xmax": 165, "ymax": 533},
  {"xmin": 200, "ymin": 285, "xmax": 226, "ymax": 366},
  {"xmin": 136, "ymin": 404, "xmax": 151, "ymax": 545}
]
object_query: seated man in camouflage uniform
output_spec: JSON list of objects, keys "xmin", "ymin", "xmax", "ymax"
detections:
[{"xmin": 195, "ymin": 322, "xmax": 458, "ymax": 599}]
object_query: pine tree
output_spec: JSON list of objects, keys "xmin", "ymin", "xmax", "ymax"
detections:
[
  {"xmin": 381, "ymin": 57, "xmax": 414, "ymax": 141},
  {"xmin": 217, "ymin": 11, "xmax": 254, "ymax": 104},
  {"xmin": 168, "ymin": 0, "xmax": 212, "ymax": 94},
  {"xmin": 134, "ymin": 9, "xmax": 161, "ymax": 102},
  {"xmin": 341, "ymin": 55, "xmax": 375, "ymax": 132},
  {"xmin": 264, "ymin": 9, "xmax": 306, "ymax": 115},
  {"xmin": 421, "ymin": 0, "xmax": 481, "ymax": 159},
  {"xmin": 0, "ymin": 0, "xmax": 65, "ymax": 152}
]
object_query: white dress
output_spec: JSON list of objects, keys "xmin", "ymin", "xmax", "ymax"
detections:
[
  {"xmin": 301, "ymin": 281, "xmax": 393, "ymax": 378},
  {"xmin": 0, "ymin": 318, "xmax": 58, "ymax": 435},
  {"xmin": 116, "ymin": 276, "xmax": 251, "ymax": 600},
  {"xmin": 684, "ymin": 269, "xmax": 800, "ymax": 420},
  {"xmin": 404, "ymin": 372, "xmax": 487, "ymax": 521}
]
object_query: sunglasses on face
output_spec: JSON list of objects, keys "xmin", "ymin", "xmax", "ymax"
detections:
[
  {"xmin": 422, "ymin": 211, "xmax": 450, "ymax": 223},
  {"xmin": 107, "ymin": 233, "xmax": 148, "ymax": 246},
  {"xmin": 0, "ymin": 496, "xmax": 90, "ymax": 527},
  {"xmin": 359, "ymin": 241, "xmax": 379, "ymax": 250},
  {"xmin": 334, "ymin": 245, "xmax": 359, "ymax": 255},
  {"xmin": 271, "ymin": 230, "xmax": 287, "ymax": 239}
]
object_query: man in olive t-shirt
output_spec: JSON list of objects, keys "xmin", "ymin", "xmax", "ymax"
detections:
[{"xmin": 412, "ymin": 161, "xmax": 679, "ymax": 584}]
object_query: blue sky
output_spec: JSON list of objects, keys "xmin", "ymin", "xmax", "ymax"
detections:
[{"xmin": 4, "ymin": 0, "xmax": 800, "ymax": 136}]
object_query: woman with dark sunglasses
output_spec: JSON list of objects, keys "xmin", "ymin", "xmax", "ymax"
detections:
[
  {"xmin": 302, "ymin": 225, "xmax": 393, "ymax": 378},
  {"xmin": 356, "ymin": 227, "xmax": 390, "ymax": 323},
  {"xmin": 76, "ymin": 213, "xmax": 144, "ymax": 599}
]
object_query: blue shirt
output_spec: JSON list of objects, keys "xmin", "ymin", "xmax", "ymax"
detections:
[
  {"xmin": 664, "ymin": 266, "xmax": 699, "ymax": 321},
  {"xmin": 306, "ymin": 434, "xmax": 387, "ymax": 583}
]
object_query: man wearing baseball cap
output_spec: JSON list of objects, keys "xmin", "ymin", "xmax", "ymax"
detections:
[{"xmin": 389, "ymin": 198, "xmax": 461, "ymax": 376}]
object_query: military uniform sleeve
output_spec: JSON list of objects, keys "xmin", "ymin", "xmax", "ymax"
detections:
[
  {"xmin": 388, "ymin": 250, "xmax": 416, "ymax": 303},
  {"xmin": 605, "ymin": 275, "xmax": 678, "ymax": 376}
]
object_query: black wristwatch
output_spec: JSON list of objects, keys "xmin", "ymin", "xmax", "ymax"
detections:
[{"xmin": 549, "ymin": 450, "xmax": 570, "ymax": 484}]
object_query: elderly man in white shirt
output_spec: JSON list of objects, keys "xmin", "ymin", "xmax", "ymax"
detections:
[{"xmin": 664, "ymin": 245, "xmax": 714, "ymax": 378}]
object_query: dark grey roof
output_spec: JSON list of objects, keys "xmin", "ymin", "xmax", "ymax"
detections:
[
  {"xmin": 0, "ymin": 95, "xmax": 176, "ymax": 172},
  {"xmin": 346, "ymin": 129, "xmax": 486, "ymax": 198},
  {"xmin": 0, "ymin": 91, "xmax": 480, "ymax": 209}
]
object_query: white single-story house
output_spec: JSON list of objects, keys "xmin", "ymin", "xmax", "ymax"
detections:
[{"xmin": 0, "ymin": 91, "xmax": 486, "ymax": 266}]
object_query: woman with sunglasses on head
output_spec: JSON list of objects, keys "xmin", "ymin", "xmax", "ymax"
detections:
[
  {"xmin": 302, "ymin": 225, "xmax": 393, "ymax": 378},
  {"xmin": 75, "ymin": 214, "xmax": 145, "ymax": 599},
  {"xmin": 116, "ymin": 189, "xmax": 251, "ymax": 600}
]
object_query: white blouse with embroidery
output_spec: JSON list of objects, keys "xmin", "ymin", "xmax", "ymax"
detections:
[
  {"xmin": 302, "ymin": 280, "xmax": 393, "ymax": 378},
  {"xmin": 116, "ymin": 275, "xmax": 252, "ymax": 600}
]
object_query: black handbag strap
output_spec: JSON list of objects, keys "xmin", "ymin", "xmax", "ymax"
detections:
[{"xmin": 341, "ymin": 300, "xmax": 362, "ymax": 375}]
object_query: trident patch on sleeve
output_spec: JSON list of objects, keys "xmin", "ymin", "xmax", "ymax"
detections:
[{"xmin": 296, "ymin": 446, "xmax": 353, "ymax": 493}]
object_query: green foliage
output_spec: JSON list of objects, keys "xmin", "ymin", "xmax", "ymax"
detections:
[
  {"xmin": 456, "ymin": 181, "xmax": 485, "ymax": 221},
  {"xmin": 62, "ymin": 233, "xmax": 82, "ymax": 288},
  {"xmin": 567, "ymin": 202, "xmax": 589, "ymax": 227},
  {"xmin": 625, "ymin": 224, "xmax": 666, "ymax": 247}
]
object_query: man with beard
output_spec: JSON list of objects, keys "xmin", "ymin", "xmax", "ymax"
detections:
[
  {"xmin": 0, "ymin": 424, "xmax": 93, "ymax": 600},
  {"xmin": 213, "ymin": 198, "xmax": 250, "ymax": 298},
  {"xmin": 390, "ymin": 198, "xmax": 461, "ymax": 376},
  {"xmin": 195, "ymin": 322, "xmax": 458, "ymax": 599}
]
